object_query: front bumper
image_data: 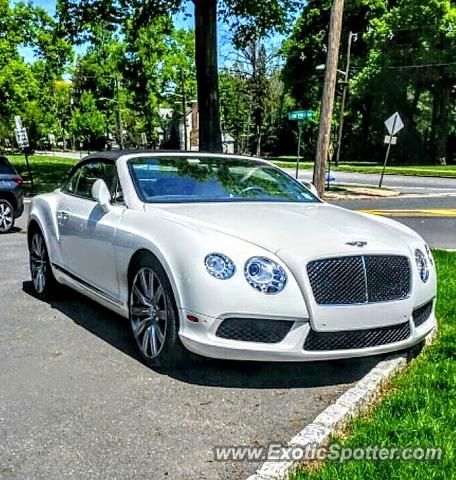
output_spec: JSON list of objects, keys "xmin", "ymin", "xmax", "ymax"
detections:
[{"xmin": 178, "ymin": 302, "xmax": 436, "ymax": 362}]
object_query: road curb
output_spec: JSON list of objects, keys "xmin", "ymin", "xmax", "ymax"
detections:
[{"xmin": 246, "ymin": 328, "xmax": 437, "ymax": 480}]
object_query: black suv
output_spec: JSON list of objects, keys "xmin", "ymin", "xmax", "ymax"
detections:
[{"xmin": 0, "ymin": 155, "xmax": 24, "ymax": 233}]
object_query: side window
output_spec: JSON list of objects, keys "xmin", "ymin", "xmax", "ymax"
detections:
[
  {"xmin": 63, "ymin": 161, "xmax": 115, "ymax": 199},
  {"xmin": 64, "ymin": 168, "xmax": 81, "ymax": 194}
]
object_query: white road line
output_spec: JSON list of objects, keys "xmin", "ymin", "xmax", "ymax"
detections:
[{"xmin": 399, "ymin": 192, "xmax": 456, "ymax": 198}]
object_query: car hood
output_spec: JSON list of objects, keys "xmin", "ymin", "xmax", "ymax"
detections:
[{"xmin": 144, "ymin": 202, "xmax": 420, "ymax": 260}]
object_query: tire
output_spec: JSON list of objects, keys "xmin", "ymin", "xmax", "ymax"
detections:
[
  {"xmin": 129, "ymin": 254, "xmax": 186, "ymax": 369},
  {"xmin": 29, "ymin": 229, "xmax": 58, "ymax": 299},
  {"xmin": 0, "ymin": 199, "xmax": 15, "ymax": 233}
]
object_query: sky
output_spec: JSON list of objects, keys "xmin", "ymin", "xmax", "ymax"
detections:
[{"xmin": 35, "ymin": 0, "xmax": 55, "ymax": 14}]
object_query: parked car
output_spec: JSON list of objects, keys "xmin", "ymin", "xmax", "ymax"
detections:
[
  {"xmin": 28, "ymin": 151, "xmax": 436, "ymax": 368},
  {"xmin": 0, "ymin": 154, "xmax": 24, "ymax": 233}
]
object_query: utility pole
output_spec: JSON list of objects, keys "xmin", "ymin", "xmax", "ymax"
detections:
[
  {"xmin": 115, "ymin": 78, "xmax": 125, "ymax": 150},
  {"xmin": 70, "ymin": 92, "xmax": 76, "ymax": 151},
  {"xmin": 313, "ymin": 0, "xmax": 345, "ymax": 197},
  {"xmin": 295, "ymin": 121, "xmax": 303, "ymax": 179},
  {"xmin": 335, "ymin": 31, "xmax": 357, "ymax": 166},
  {"xmin": 181, "ymin": 69, "xmax": 188, "ymax": 151}
]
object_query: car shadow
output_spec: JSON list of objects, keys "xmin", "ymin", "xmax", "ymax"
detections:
[
  {"xmin": 23, "ymin": 280, "xmax": 383, "ymax": 389},
  {"xmin": 3, "ymin": 226, "xmax": 22, "ymax": 234}
]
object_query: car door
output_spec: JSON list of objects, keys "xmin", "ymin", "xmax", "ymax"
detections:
[{"xmin": 58, "ymin": 160, "xmax": 125, "ymax": 299}]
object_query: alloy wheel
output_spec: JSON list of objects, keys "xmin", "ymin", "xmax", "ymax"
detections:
[
  {"xmin": 0, "ymin": 200, "xmax": 13, "ymax": 233},
  {"xmin": 130, "ymin": 267, "xmax": 168, "ymax": 359},
  {"xmin": 30, "ymin": 233, "xmax": 47, "ymax": 294}
]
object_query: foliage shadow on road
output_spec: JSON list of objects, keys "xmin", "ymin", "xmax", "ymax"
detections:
[{"xmin": 23, "ymin": 280, "xmax": 380, "ymax": 389}]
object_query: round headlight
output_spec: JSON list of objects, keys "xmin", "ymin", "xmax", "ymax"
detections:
[
  {"xmin": 205, "ymin": 253, "xmax": 235, "ymax": 279},
  {"xmin": 415, "ymin": 249, "xmax": 430, "ymax": 283},
  {"xmin": 244, "ymin": 257, "xmax": 287, "ymax": 294}
]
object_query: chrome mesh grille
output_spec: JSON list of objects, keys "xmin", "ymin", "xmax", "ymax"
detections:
[
  {"xmin": 307, "ymin": 255, "xmax": 411, "ymax": 305},
  {"xmin": 216, "ymin": 318, "xmax": 293, "ymax": 343},
  {"xmin": 412, "ymin": 301, "xmax": 433, "ymax": 327},
  {"xmin": 303, "ymin": 322, "xmax": 411, "ymax": 351}
]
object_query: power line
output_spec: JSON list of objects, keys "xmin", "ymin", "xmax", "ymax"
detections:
[{"xmin": 387, "ymin": 61, "xmax": 456, "ymax": 69}]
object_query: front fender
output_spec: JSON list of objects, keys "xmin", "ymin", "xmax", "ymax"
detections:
[
  {"xmin": 114, "ymin": 209, "xmax": 309, "ymax": 321},
  {"xmin": 28, "ymin": 193, "xmax": 63, "ymax": 267}
]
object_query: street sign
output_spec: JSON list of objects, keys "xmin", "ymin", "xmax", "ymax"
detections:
[
  {"xmin": 384, "ymin": 112, "xmax": 404, "ymax": 136},
  {"xmin": 13, "ymin": 120, "xmax": 34, "ymax": 192},
  {"xmin": 384, "ymin": 135, "xmax": 397, "ymax": 145},
  {"xmin": 288, "ymin": 110, "xmax": 314, "ymax": 121},
  {"xmin": 15, "ymin": 127, "xmax": 29, "ymax": 149},
  {"xmin": 288, "ymin": 111, "xmax": 313, "ymax": 179},
  {"xmin": 379, "ymin": 112, "xmax": 404, "ymax": 188}
]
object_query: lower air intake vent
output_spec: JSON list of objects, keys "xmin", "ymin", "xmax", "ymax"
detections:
[
  {"xmin": 412, "ymin": 301, "xmax": 433, "ymax": 327},
  {"xmin": 216, "ymin": 318, "xmax": 293, "ymax": 343},
  {"xmin": 303, "ymin": 322, "xmax": 411, "ymax": 351}
]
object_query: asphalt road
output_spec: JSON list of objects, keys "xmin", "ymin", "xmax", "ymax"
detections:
[
  {"xmin": 0, "ymin": 212, "xmax": 381, "ymax": 480},
  {"xmin": 332, "ymin": 196, "xmax": 456, "ymax": 250},
  {"xmin": 285, "ymin": 168, "xmax": 456, "ymax": 195}
]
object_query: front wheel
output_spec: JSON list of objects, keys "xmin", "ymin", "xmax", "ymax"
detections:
[
  {"xmin": 129, "ymin": 255, "xmax": 186, "ymax": 369},
  {"xmin": 0, "ymin": 199, "xmax": 15, "ymax": 233},
  {"xmin": 29, "ymin": 230, "xmax": 57, "ymax": 299}
]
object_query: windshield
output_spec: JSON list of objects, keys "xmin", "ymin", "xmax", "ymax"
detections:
[{"xmin": 128, "ymin": 156, "xmax": 319, "ymax": 204}]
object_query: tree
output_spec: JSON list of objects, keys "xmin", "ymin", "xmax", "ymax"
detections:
[
  {"xmin": 0, "ymin": 0, "xmax": 72, "ymax": 147},
  {"xmin": 220, "ymin": 38, "xmax": 286, "ymax": 156},
  {"xmin": 284, "ymin": 0, "xmax": 456, "ymax": 166},
  {"xmin": 123, "ymin": 16, "xmax": 196, "ymax": 146},
  {"xmin": 58, "ymin": 0, "xmax": 303, "ymax": 152},
  {"xmin": 70, "ymin": 91, "xmax": 107, "ymax": 148}
]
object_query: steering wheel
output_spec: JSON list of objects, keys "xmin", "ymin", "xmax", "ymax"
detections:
[{"xmin": 241, "ymin": 186, "xmax": 266, "ymax": 195}]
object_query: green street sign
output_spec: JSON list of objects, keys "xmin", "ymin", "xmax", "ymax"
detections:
[{"xmin": 288, "ymin": 110, "xmax": 314, "ymax": 121}]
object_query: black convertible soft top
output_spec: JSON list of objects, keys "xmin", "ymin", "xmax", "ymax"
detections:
[{"xmin": 81, "ymin": 150, "xmax": 256, "ymax": 163}]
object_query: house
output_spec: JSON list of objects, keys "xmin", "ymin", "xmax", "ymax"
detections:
[{"xmin": 158, "ymin": 102, "xmax": 234, "ymax": 154}]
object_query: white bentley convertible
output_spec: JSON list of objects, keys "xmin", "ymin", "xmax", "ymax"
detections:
[{"xmin": 28, "ymin": 152, "xmax": 436, "ymax": 367}]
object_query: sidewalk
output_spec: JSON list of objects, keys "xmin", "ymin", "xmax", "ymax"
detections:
[{"xmin": 323, "ymin": 185, "xmax": 400, "ymax": 200}]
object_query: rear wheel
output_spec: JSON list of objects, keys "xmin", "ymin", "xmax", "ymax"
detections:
[
  {"xmin": 0, "ymin": 199, "xmax": 14, "ymax": 233},
  {"xmin": 29, "ymin": 230, "xmax": 57, "ymax": 299},
  {"xmin": 129, "ymin": 255, "xmax": 186, "ymax": 368}
]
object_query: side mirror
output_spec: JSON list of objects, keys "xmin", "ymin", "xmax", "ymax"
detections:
[
  {"xmin": 92, "ymin": 179, "xmax": 112, "ymax": 212},
  {"xmin": 303, "ymin": 181, "xmax": 320, "ymax": 198}
]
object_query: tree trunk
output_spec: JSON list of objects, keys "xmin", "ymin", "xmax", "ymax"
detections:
[
  {"xmin": 409, "ymin": 87, "xmax": 422, "ymax": 128},
  {"xmin": 255, "ymin": 122, "xmax": 262, "ymax": 156},
  {"xmin": 430, "ymin": 82, "xmax": 450, "ymax": 165},
  {"xmin": 194, "ymin": 0, "xmax": 222, "ymax": 153}
]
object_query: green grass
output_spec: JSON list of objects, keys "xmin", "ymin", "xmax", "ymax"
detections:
[
  {"xmin": 9, "ymin": 154, "xmax": 77, "ymax": 194},
  {"xmin": 268, "ymin": 157, "xmax": 456, "ymax": 178},
  {"xmin": 292, "ymin": 250, "xmax": 456, "ymax": 480}
]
